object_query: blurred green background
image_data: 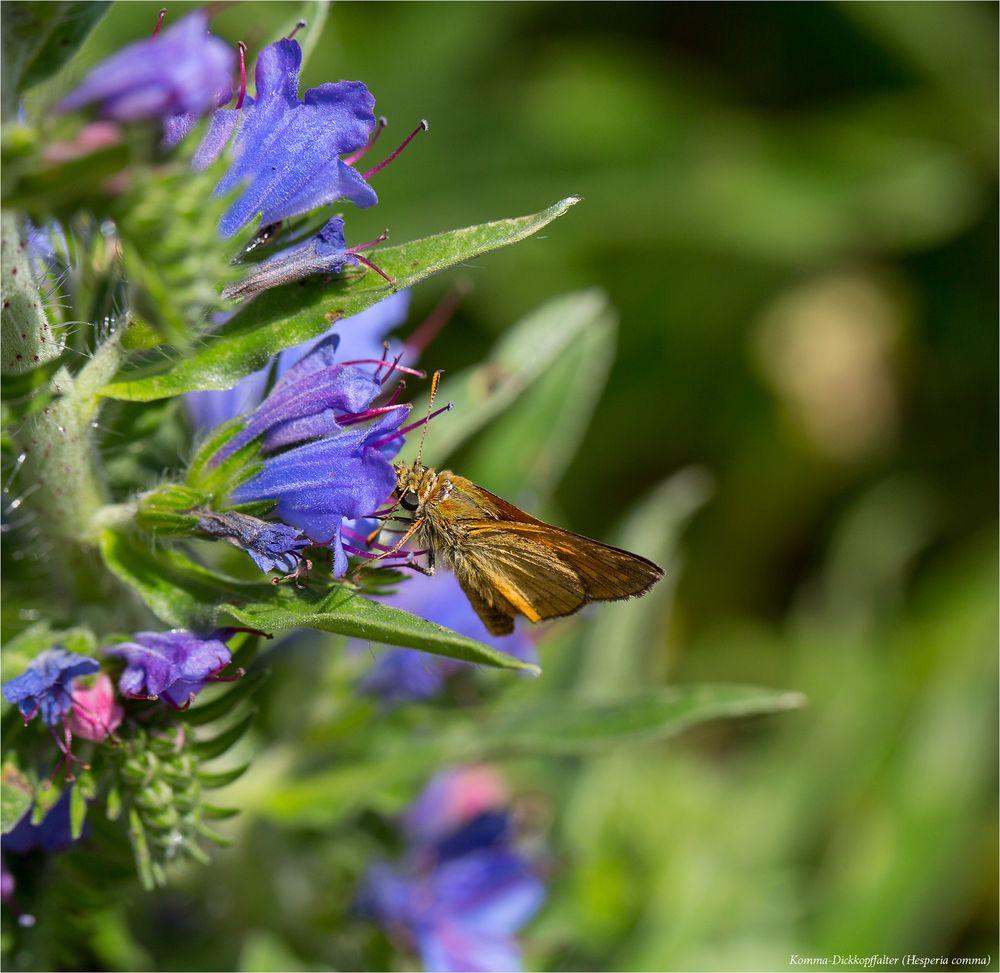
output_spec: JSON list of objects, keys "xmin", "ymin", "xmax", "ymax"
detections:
[{"xmin": 42, "ymin": 2, "xmax": 998, "ymax": 970}]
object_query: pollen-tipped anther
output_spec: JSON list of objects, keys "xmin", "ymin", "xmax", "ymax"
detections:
[
  {"xmin": 150, "ymin": 8, "xmax": 167, "ymax": 40},
  {"xmin": 362, "ymin": 119, "xmax": 429, "ymax": 180}
]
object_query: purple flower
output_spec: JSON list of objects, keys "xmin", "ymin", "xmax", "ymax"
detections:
[
  {"xmin": 221, "ymin": 217, "xmax": 391, "ymax": 301},
  {"xmin": 104, "ymin": 630, "xmax": 235, "ymax": 709},
  {"xmin": 360, "ymin": 572, "xmax": 538, "ymax": 704},
  {"xmin": 362, "ymin": 768, "xmax": 545, "ymax": 973},
  {"xmin": 193, "ymin": 37, "xmax": 377, "ymax": 237},
  {"xmin": 184, "ymin": 289, "xmax": 411, "ymax": 433},
  {"xmin": 2, "ymin": 788, "xmax": 80, "ymax": 856},
  {"xmin": 229, "ymin": 407, "xmax": 408, "ymax": 575},
  {"xmin": 57, "ymin": 12, "xmax": 234, "ymax": 125},
  {"xmin": 2, "ymin": 649, "xmax": 100, "ymax": 727},
  {"xmin": 196, "ymin": 509, "xmax": 310, "ymax": 575},
  {"xmin": 214, "ymin": 335, "xmax": 384, "ymax": 460}
]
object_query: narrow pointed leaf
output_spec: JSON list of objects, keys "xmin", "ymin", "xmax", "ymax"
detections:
[
  {"xmin": 100, "ymin": 197, "xmax": 581, "ymax": 401},
  {"xmin": 221, "ymin": 584, "xmax": 540, "ymax": 674},
  {"xmin": 480, "ymin": 684, "xmax": 808, "ymax": 754},
  {"xmin": 194, "ymin": 711, "xmax": 257, "ymax": 760},
  {"xmin": 181, "ymin": 670, "xmax": 269, "ymax": 726},
  {"xmin": 197, "ymin": 763, "xmax": 252, "ymax": 788},
  {"xmin": 408, "ymin": 288, "xmax": 616, "ymax": 465}
]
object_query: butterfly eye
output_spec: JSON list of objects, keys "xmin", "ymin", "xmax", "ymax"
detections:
[{"xmin": 400, "ymin": 491, "xmax": 420, "ymax": 512}]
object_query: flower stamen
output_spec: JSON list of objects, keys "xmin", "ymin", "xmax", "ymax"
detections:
[
  {"xmin": 362, "ymin": 119, "xmax": 428, "ymax": 180},
  {"xmin": 235, "ymin": 42, "xmax": 248, "ymax": 110},
  {"xmin": 150, "ymin": 8, "xmax": 167, "ymax": 41},
  {"xmin": 287, "ymin": 19, "xmax": 307, "ymax": 40},
  {"xmin": 370, "ymin": 402, "xmax": 453, "ymax": 450},
  {"xmin": 344, "ymin": 116, "xmax": 388, "ymax": 166}
]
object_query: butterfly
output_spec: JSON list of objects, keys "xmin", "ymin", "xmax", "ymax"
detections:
[{"xmin": 387, "ymin": 461, "xmax": 664, "ymax": 636}]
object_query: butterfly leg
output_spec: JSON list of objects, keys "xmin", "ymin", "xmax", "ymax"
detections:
[{"xmin": 369, "ymin": 516, "xmax": 425, "ymax": 564}]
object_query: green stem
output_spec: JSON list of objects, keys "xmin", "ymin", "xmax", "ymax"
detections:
[{"xmin": 18, "ymin": 322, "xmax": 130, "ymax": 546}]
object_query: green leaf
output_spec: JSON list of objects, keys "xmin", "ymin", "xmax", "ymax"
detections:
[
  {"xmin": 194, "ymin": 712, "xmax": 257, "ymax": 761},
  {"xmin": 573, "ymin": 467, "xmax": 716, "ymax": 696},
  {"xmin": 459, "ymin": 291, "xmax": 617, "ymax": 501},
  {"xmin": 98, "ymin": 530, "xmax": 533, "ymax": 672},
  {"xmin": 248, "ymin": 685, "xmax": 803, "ymax": 827},
  {"xmin": 197, "ymin": 763, "xmax": 252, "ymax": 789},
  {"xmin": 136, "ymin": 483, "xmax": 207, "ymax": 536},
  {"xmin": 1, "ymin": 2, "xmax": 109, "ymax": 114},
  {"xmin": 404, "ymin": 288, "xmax": 614, "ymax": 465},
  {"xmin": 100, "ymin": 530, "xmax": 269, "ymax": 629},
  {"xmin": 69, "ymin": 777, "xmax": 89, "ymax": 839},
  {"xmin": 222, "ymin": 583, "xmax": 539, "ymax": 673},
  {"xmin": 100, "ymin": 196, "xmax": 581, "ymax": 401},
  {"xmin": 181, "ymin": 670, "xmax": 269, "ymax": 726},
  {"xmin": 480, "ymin": 684, "xmax": 808, "ymax": 754},
  {"xmin": 1, "ymin": 761, "xmax": 33, "ymax": 833}
]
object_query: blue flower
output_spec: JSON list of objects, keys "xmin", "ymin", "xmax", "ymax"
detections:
[
  {"xmin": 196, "ymin": 510, "xmax": 310, "ymax": 575},
  {"xmin": 362, "ymin": 767, "xmax": 545, "ymax": 973},
  {"xmin": 192, "ymin": 37, "xmax": 377, "ymax": 237},
  {"xmin": 184, "ymin": 290, "xmax": 411, "ymax": 433},
  {"xmin": 2, "ymin": 649, "xmax": 100, "ymax": 727},
  {"xmin": 359, "ymin": 572, "xmax": 538, "ymax": 704},
  {"xmin": 229, "ymin": 407, "xmax": 409, "ymax": 576},
  {"xmin": 104, "ymin": 630, "xmax": 236, "ymax": 709},
  {"xmin": 57, "ymin": 12, "xmax": 234, "ymax": 125}
]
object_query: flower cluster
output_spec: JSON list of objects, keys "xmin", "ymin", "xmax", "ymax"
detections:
[
  {"xmin": 362, "ymin": 766, "xmax": 546, "ymax": 972},
  {"xmin": 57, "ymin": 10, "xmax": 424, "ymax": 293},
  {"xmin": 185, "ymin": 291, "xmax": 422, "ymax": 578},
  {"xmin": 2, "ymin": 630, "xmax": 241, "ymax": 737}
]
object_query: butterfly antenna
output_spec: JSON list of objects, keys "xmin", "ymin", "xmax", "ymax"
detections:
[{"xmin": 412, "ymin": 370, "xmax": 443, "ymax": 470}]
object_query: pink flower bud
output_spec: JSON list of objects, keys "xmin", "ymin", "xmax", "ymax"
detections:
[{"xmin": 67, "ymin": 673, "xmax": 123, "ymax": 742}]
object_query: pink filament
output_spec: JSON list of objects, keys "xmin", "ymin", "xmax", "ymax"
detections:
[
  {"xmin": 362, "ymin": 119, "xmax": 428, "ymax": 180},
  {"xmin": 235, "ymin": 42, "xmax": 248, "ymax": 109},
  {"xmin": 369, "ymin": 402, "xmax": 453, "ymax": 450},
  {"xmin": 150, "ymin": 8, "xmax": 167, "ymax": 40},
  {"xmin": 344, "ymin": 116, "xmax": 387, "ymax": 166}
]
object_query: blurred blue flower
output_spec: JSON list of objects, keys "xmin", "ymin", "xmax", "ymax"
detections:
[
  {"xmin": 229, "ymin": 407, "xmax": 409, "ymax": 575},
  {"xmin": 57, "ymin": 12, "xmax": 234, "ymax": 125},
  {"xmin": 196, "ymin": 510, "xmax": 310, "ymax": 575},
  {"xmin": 1, "ymin": 649, "xmax": 100, "ymax": 727},
  {"xmin": 360, "ymin": 572, "xmax": 538, "ymax": 704},
  {"xmin": 192, "ymin": 37, "xmax": 377, "ymax": 237},
  {"xmin": 184, "ymin": 290, "xmax": 410, "ymax": 434},
  {"xmin": 104, "ymin": 630, "xmax": 235, "ymax": 709},
  {"xmin": 362, "ymin": 767, "xmax": 545, "ymax": 973},
  {"xmin": 1, "ymin": 788, "xmax": 79, "ymax": 856}
]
